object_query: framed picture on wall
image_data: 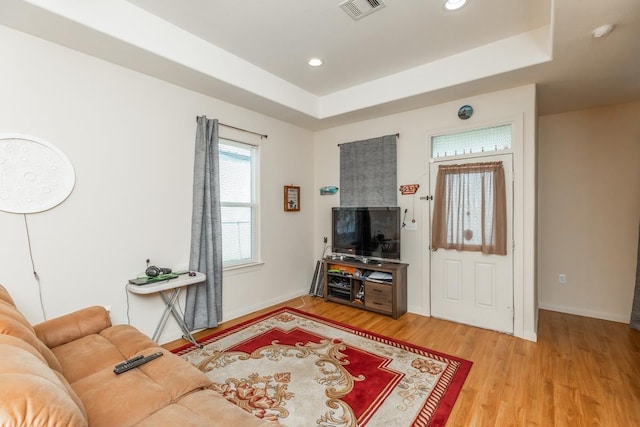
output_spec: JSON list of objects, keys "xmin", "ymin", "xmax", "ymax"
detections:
[{"xmin": 284, "ymin": 185, "xmax": 300, "ymax": 212}]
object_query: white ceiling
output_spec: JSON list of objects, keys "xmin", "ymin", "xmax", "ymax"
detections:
[
  {"xmin": 1, "ymin": 0, "xmax": 639, "ymax": 130},
  {"xmin": 126, "ymin": 0, "xmax": 550, "ymax": 96}
]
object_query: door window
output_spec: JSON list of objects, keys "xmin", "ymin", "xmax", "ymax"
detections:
[
  {"xmin": 431, "ymin": 161, "xmax": 507, "ymax": 255},
  {"xmin": 431, "ymin": 124, "xmax": 511, "ymax": 158}
]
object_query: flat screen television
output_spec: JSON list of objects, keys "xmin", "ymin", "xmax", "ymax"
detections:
[{"xmin": 332, "ymin": 207, "xmax": 401, "ymax": 262}]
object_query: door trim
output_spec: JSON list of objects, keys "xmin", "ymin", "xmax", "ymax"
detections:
[{"xmin": 420, "ymin": 114, "xmax": 534, "ymax": 340}]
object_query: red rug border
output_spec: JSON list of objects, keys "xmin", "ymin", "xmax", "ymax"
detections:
[{"xmin": 172, "ymin": 306, "xmax": 472, "ymax": 427}]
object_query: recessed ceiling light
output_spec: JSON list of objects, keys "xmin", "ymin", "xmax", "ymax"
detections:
[
  {"xmin": 592, "ymin": 24, "xmax": 615, "ymax": 38},
  {"xmin": 307, "ymin": 58, "xmax": 323, "ymax": 67},
  {"xmin": 444, "ymin": 0, "xmax": 468, "ymax": 11}
]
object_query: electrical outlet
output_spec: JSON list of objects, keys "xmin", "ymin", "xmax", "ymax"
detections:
[{"xmin": 559, "ymin": 274, "xmax": 567, "ymax": 285}]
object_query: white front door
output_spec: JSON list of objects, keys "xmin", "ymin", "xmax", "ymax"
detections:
[{"xmin": 429, "ymin": 153, "xmax": 514, "ymax": 334}]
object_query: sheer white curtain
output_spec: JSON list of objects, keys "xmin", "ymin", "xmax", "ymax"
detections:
[{"xmin": 431, "ymin": 161, "xmax": 507, "ymax": 255}]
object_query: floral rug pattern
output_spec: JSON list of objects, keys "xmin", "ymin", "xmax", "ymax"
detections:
[{"xmin": 177, "ymin": 308, "xmax": 471, "ymax": 427}]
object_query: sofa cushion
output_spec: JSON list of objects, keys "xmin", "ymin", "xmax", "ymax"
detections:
[
  {"xmin": 98, "ymin": 324, "xmax": 161, "ymax": 358},
  {"xmin": 0, "ymin": 299, "xmax": 31, "ymax": 329},
  {"xmin": 34, "ymin": 306, "xmax": 112, "ymax": 349},
  {"xmin": 0, "ymin": 333, "xmax": 47, "ymax": 364},
  {"xmin": 50, "ymin": 325, "xmax": 217, "ymax": 426},
  {"xmin": 0, "ymin": 300, "xmax": 64, "ymax": 373},
  {"xmin": 52, "ymin": 324, "xmax": 213, "ymax": 390},
  {"xmin": 133, "ymin": 390, "xmax": 281, "ymax": 427},
  {"xmin": 0, "ymin": 342, "xmax": 88, "ymax": 426},
  {"xmin": 98, "ymin": 327, "xmax": 211, "ymax": 397},
  {"xmin": 50, "ymin": 333, "xmax": 130, "ymax": 383},
  {"xmin": 52, "ymin": 370, "xmax": 88, "ymax": 421},
  {"xmin": 72, "ymin": 367, "xmax": 173, "ymax": 427},
  {"xmin": 0, "ymin": 284, "xmax": 15, "ymax": 306},
  {"xmin": 0, "ymin": 337, "xmax": 88, "ymax": 421}
]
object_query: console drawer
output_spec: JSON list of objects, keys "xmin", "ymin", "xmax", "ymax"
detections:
[{"xmin": 365, "ymin": 281, "xmax": 392, "ymax": 313}]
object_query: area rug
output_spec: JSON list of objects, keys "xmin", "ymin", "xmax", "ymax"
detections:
[{"xmin": 172, "ymin": 307, "xmax": 472, "ymax": 427}]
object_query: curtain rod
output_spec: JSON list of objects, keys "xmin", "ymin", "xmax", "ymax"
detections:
[
  {"xmin": 196, "ymin": 117, "xmax": 268, "ymax": 139},
  {"xmin": 337, "ymin": 133, "xmax": 399, "ymax": 147}
]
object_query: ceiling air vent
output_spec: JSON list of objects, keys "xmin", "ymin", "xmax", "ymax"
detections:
[{"xmin": 340, "ymin": 0, "xmax": 386, "ymax": 21}]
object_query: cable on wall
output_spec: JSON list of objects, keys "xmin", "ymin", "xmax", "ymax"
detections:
[
  {"xmin": 0, "ymin": 134, "xmax": 76, "ymax": 323},
  {"xmin": 125, "ymin": 282, "xmax": 131, "ymax": 325},
  {"xmin": 23, "ymin": 214, "xmax": 47, "ymax": 321}
]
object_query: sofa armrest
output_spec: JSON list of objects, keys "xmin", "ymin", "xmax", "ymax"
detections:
[{"xmin": 34, "ymin": 306, "xmax": 112, "ymax": 349}]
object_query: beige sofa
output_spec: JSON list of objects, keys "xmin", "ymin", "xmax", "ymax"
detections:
[{"xmin": 0, "ymin": 284, "xmax": 280, "ymax": 426}]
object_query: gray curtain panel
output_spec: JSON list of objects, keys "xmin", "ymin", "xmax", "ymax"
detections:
[
  {"xmin": 631, "ymin": 224, "xmax": 640, "ymax": 331},
  {"xmin": 340, "ymin": 134, "xmax": 397, "ymax": 207},
  {"xmin": 185, "ymin": 116, "xmax": 223, "ymax": 330}
]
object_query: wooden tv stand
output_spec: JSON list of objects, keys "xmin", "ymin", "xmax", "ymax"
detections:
[{"xmin": 323, "ymin": 257, "xmax": 408, "ymax": 319}]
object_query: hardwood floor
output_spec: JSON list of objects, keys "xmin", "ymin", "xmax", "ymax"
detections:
[{"xmin": 164, "ymin": 295, "xmax": 640, "ymax": 426}]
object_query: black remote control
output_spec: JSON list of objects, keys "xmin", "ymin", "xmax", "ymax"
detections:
[
  {"xmin": 113, "ymin": 352, "xmax": 163, "ymax": 374},
  {"xmin": 115, "ymin": 355, "xmax": 144, "ymax": 369}
]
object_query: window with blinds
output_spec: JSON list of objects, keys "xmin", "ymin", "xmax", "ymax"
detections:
[{"xmin": 219, "ymin": 140, "xmax": 258, "ymax": 267}]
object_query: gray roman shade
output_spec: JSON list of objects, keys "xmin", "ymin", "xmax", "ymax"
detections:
[{"xmin": 340, "ymin": 134, "xmax": 397, "ymax": 207}]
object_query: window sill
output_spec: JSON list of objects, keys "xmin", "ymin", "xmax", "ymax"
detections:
[{"xmin": 223, "ymin": 261, "xmax": 265, "ymax": 276}]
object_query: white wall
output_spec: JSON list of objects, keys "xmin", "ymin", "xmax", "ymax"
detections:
[
  {"xmin": 0, "ymin": 25, "xmax": 315, "ymax": 343},
  {"xmin": 538, "ymin": 102, "xmax": 640, "ymax": 322},
  {"xmin": 314, "ymin": 85, "xmax": 538, "ymax": 341}
]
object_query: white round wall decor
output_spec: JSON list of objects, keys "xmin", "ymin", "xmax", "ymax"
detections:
[{"xmin": 0, "ymin": 134, "xmax": 75, "ymax": 214}]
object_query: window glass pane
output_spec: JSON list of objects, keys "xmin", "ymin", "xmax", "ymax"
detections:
[
  {"xmin": 221, "ymin": 206, "xmax": 253, "ymax": 265},
  {"xmin": 432, "ymin": 124, "xmax": 511, "ymax": 158},
  {"xmin": 219, "ymin": 139, "xmax": 257, "ymax": 267},
  {"xmin": 444, "ymin": 171, "xmax": 494, "ymax": 246},
  {"xmin": 219, "ymin": 143, "xmax": 252, "ymax": 203},
  {"xmin": 431, "ymin": 162, "xmax": 506, "ymax": 255}
]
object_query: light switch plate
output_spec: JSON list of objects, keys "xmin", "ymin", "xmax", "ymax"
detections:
[{"xmin": 404, "ymin": 222, "xmax": 417, "ymax": 231}]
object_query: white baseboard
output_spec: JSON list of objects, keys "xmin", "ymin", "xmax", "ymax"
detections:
[
  {"xmin": 521, "ymin": 330, "xmax": 538, "ymax": 342},
  {"xmin": 407, "ymin": 304, "xmax": 424, "ymax": 315},
  {"xmin": 222, "ymin": 288, "xmax": 309, "ymax": 323},
  {"xmin": 222, "ymin": 294, "xmax": 548, "ymax": 344},
  {"xmin": 538, "ymin": 302, "xmax": 629, "ymax": 324}
]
